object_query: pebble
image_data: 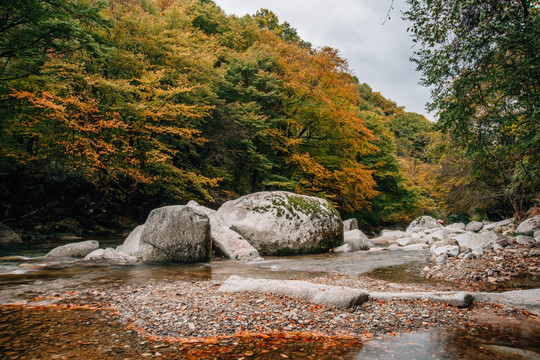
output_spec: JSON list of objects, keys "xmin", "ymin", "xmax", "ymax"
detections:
[{"xmin": 423, "ymin": 244, "xmax": 540, "ymax": 290}]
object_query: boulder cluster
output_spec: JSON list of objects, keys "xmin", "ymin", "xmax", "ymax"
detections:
[
  {"xmin": 79, "ymin": 191, "xmax": 342, "ymax": 264},
  {"xmin": 371, "ymin": 215, "xmax": 540, "ymax": 264}
]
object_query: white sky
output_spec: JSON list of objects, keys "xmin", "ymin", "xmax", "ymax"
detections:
[{"xmin": 214, "ymin": 0, "xmax": 434, "ymax": 121}]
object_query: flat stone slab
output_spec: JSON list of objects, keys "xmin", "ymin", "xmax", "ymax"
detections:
[
  {"xmin": 368, "ymin": 291, "xmax": 473, "ymax": 308},
  {"xmin": 473, "ymin": 288, "xmax": 540, "ymax": 313},
  {"xmin": 219, "ymin": 276, "xmax": 368, "ymax": 309}
]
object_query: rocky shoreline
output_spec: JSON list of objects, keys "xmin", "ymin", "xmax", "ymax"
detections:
[
  {"xmin": 1, "ymin": 258, "xmax": 539, "ymax": 359},
  {"xmin": 13, "ymin": 271, "xmax": 537, "ymax": 340}
]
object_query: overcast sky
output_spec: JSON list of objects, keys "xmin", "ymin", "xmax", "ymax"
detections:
[{"xmin": 214, "ymin": 0, "xmax": 434, "ymax": 121}]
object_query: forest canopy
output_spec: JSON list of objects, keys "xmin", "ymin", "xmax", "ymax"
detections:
[{"xmin": 3, "ymin": 0, "xmax": 531, "ymax": 238}]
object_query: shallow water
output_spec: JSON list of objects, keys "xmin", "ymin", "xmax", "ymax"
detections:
[
  {"xmin": 355, "ymin": 319, "xmax": 540, "ymax": 360},
  {"xmin": 1, "ymin": 239, "xmax": 539, "ymax": 359},
  {"xmin": 0, "ymin": 238, "xmax": 432, "ymax": 299}
]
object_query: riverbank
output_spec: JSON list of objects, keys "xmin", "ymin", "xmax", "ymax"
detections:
[{"xmin": 2, "ymin": 271, "xmax": 538, "ymax": 359}]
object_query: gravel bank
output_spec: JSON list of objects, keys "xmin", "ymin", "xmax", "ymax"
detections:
[{"xmin": 64, "ymin": 275, "xmax": 536, "ymax": 341}]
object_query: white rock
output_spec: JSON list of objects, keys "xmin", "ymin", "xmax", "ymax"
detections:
[
  {"xmin": 343, "ymin": 229, "xmax": 371, "ymax": 251},
  {"xmin": 219, "ymin": 276, "xmax": 368, "ymax": 309},
  {"xmin": 435, "ymin": 253, "xmax": 448, "ymax": 264},
  {"xmin": 451, "ymin": 231, "xmax": 503, "ymax": 251},
  {"xmin": 343, "ymin": 218, "xmax": 359, "ymax": 232},
  {"xmin": 433, "ymin": 245, "xmax": 460, "ymax": 257},
  {"xmin": 483, "ymin": 218, "xmax": 514, "ymax": 232},
  {"xmin": 406, "ymin": 216, "xmax": 443, "ymax": 233},
  {"xmin": 45, "ymin": 240, "xmax": 99, "ymax": 258},
  {"xmin": 333, "ymin": 243, "xmax": 353, "ymax": 253},
  {"xmin": 516, "ymin": 215, "xmax": 540, "ymax": 235},
  {"xmin": 187, "ymin": 201, "xmax": 262, "ymax": 262},
  {"xmin": 117, "ymin": 225, "xmax": 144, "ymax": 257},
  {"xmin": 380, "ymin": 229, "xmax": 405, "ymax": 239},
  {"xmin": 370, "ymin": 236, "xmax": 398, "ymax": 245},
  {"xmin": 85, "ymin": 248, "xmax": 139, "ymax": 264},
  {"xmin": 465, "ymin": 221, "xmax": 484, "ymax": 232},
  {"xmin": 515, "ymin": 235, "xmax": 534, "ymax": 245},
  {"xmin": 217, "ymin": 191, "xmax": 342, "ymax": 256},
  {"xmin": 400, "ymin": 244, "xmax": 429, "ymax": 251},
  {"xmin": 84, "ymin": 248, "xmax": 104, "ymax": 259},
  {"xmin": 446, "ymin": 223, "xmax": 466, "ymax": 231},
  {"xmin": 396, "ymin": 237, "xmax": 413, "ymax": 247}
]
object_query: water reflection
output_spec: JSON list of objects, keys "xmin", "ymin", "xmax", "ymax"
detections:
[
  {"xmin": 355, "ymin": 319, "xmax": 540, "ymax": 359},
  {"xmin": 253, "ymin": 249, "xmax": 430, "ymax": 275}
]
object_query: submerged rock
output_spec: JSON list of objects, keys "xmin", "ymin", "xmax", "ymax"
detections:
[
  {"xmin": 139, "ymin": 205, "xmax": 211, "ymax": 263},
  {"xmin": 45, "ymin": 240, "xmax": 99, "ymax": 258},
  {"xmin": 217, "ymin": 191, "xmax": 342, "ymax": 256}
]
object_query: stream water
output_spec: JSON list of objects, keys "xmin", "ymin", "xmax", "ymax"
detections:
[{"xmin": 1, "ymin": 238, "xmax": 539, "ymax": 359}]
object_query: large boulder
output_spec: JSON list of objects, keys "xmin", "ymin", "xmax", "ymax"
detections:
[
  {"xmin": 516, "ymin": 215, "xmax": 540, "ymax": 236},
  {"xmin": 116, "ymin": 225, "xmax": 144, "ymax": 257},
  {"xmin": 343, "ymin": 229, "xmax": 371, "ymax": 251},
  {"xmin": 0, "ymin": 230, "xmax": 22, "ymax": 246},
  {"xmin": 186, "ymin": 201, "xmax": 262, "ymax": 262},
  {"xmin": 406, "ymin": 216, "xmax": 443, "ymax": 233},
  {"xmin": 138, "ymin": 205, "xmax": 211, "ymax": 263},
  {"xmin": 217, "ymin": 191, "xmax": 342, "ymax": 256},
  {"xmin": 45, "ymin": 240, "xmax": 99, "ymax": 258}
]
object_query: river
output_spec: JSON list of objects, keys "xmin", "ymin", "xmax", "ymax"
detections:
[{"xmin": 1, "ymin": 238, "xmax": 539, "ymax": 359}]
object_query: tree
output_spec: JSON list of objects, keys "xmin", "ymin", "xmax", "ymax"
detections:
[
  {"xmin": 0, "ymin": 0, "xmax": 109, "ymax": 81},
  {"xmin": 404, "ymin": 0, "xmax": 540, "ymax": 219}
]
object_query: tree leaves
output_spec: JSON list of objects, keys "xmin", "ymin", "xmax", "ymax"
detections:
[{"xmin": 404, "ymin": 0, "xmax": 540, "ymax": 219}]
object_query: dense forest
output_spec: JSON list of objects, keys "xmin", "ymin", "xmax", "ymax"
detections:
[{"xmin": 0, "ymin": 0, "xmax": 538, "ymax": 239}]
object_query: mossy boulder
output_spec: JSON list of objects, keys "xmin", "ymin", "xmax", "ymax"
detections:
[{"xmin": 217, "ymin": 191, "xmax": 342, "ymax": 256}]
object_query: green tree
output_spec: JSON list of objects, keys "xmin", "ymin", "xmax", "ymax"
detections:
[
  {"xmin": 0, "ymin": 0, "xmax": 109, "ymax": 81},
  {"xmin": 404, "ymin": 0, "xmax": 540, "ymax": 219}
]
